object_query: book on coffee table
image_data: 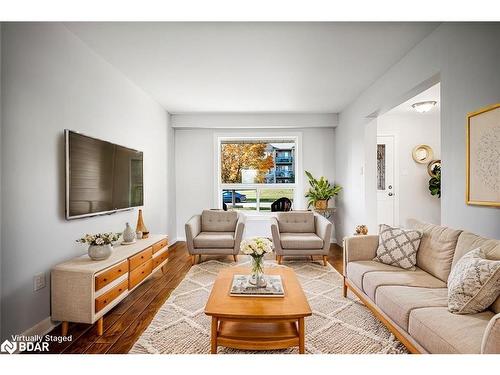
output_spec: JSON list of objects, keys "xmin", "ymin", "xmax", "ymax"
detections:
[{"xmin": 230, "ymin": 274, "xmax": 285, "ymax": 297}]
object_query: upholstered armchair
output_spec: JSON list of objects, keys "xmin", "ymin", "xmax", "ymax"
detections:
[
  {"xmin": 185, "ymin": 210, "xmax": 246, "ymax": 264},
  {"xmin": 271, "ymin": 211, "xmax": 332, "ymax": 266}
]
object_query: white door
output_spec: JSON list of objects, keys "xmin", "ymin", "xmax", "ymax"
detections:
[{"xmin": 377, "ymin": 135, "xmax": 397, "ymax": 226}]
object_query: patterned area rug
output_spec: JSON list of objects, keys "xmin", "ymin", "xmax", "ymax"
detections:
[{"xmin": 130, "ymin": 256, "xmax": 408, "ymax": 354}]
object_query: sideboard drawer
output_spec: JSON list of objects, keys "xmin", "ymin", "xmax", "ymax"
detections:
[
  {"xmin": 152, "ymin": 239, "xmax": 168, "ymax": 254},
  {"xmin": 95, "ymin": 260, "xmax": 129, "ymax": 292},
  {"xmin": 129, "ymin": 247, "xmax": 153, "ymax": 271},
  {"xmin": 129, "ymin": 259, "xmax": 153, "ymax": 290},
  {"xmin": 95, "ymin": 279, "xmax": 128, "ymax": 313},
  {"xmin": 153, "ymin": 249, "xmax": 169, "ymax": 269}
]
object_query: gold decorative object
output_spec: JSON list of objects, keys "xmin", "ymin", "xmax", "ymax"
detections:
[
  {"xmin": 355, "ymin": 225, "xmax": 368, "ymax": 235},
  {"xmin": 412, "ymin": 145, "xmax": 433, "ymax": 164},
  {"xmin": 466, "ymin": 103, "xmax": 500, "ymax": 207},
  {"xmin": 427, "ymin": 160, "xmax": 441, "ymax": 177},
  {"xmin": 314, "ymin": 199, "xmax": 328, "ymax": 210},
  {"xmin": 136, "ymin": 209, "xmax": 149, "ymax": 238}
]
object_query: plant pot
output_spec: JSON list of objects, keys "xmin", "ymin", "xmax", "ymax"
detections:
[
  {"xmin": 314, "ymin": 200, "xmax": 328, "ymax": 210},
  {"xmin": 88, "ymin": 244, "xmax": 112, "ymax": 261}
]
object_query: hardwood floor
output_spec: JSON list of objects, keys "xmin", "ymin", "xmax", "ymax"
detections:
[{"xmin": 41, "ymin": 242, "xmax": 343, "ymax": 354}]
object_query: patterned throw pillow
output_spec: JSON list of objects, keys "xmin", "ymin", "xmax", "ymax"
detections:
[
  {"xmin": 448, "ymin": 248, "xmax": 500, "ymax": 314},
  {"xmin": 374, "ymin": 224, "xmax": 423, "ymax": 270}
]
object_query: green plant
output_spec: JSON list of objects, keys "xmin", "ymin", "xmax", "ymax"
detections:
[
  {"xmin": 304, "ymin": 171, "xmax": 342, "ymax": 207},
  {"xmin": 429, "ymin": 165, "xmax": 441, "ymax": 198}
]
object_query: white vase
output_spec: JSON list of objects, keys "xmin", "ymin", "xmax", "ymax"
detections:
[
  {"xmin": 123, "ymin": 222, "xmax": 136, "ymax": 243},
  {"xmin": 88, "ymin": 244, "xmax": 112, "ymax": 261}
]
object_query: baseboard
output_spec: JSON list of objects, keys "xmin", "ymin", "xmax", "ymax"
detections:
[
  {"xmin": 21, "ymin": 316, "xmax": 59, "ymax": 338},
  {"xmin": 176, "ymin": 236, "xmax": 186, "ymax": 242}
]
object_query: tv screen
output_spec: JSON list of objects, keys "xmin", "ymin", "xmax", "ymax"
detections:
[{"xmin": 65, "ymin": 130, "xmax": 143, "ymax": 219}]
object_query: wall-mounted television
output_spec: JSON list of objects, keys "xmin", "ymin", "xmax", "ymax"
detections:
[{"xmin": 65, "ymin": 130, "xmax": 144, "ymax": 220}]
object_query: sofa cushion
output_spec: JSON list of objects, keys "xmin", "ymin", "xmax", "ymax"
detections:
[
  {"xmin": 374, "ymin": 224, "xmax": 422, "ymax": 270},
  {"xmin": 280, "ymin": 233, "xmax": 323, "ymax": 249},
  {"xmin": 193, "ymin": 232, "xmax": 235, "ymax": 248},
  {"xmin": 346, "ymin": 260, "xmax": 404, "ymax": 291},
  {"xmin": 363, "ymin": 268, "xmax": 446, "ymax": 301},
  {"xmin": 376, "ymin": 286, "xmax": 448, "ymax": 331},
  {"xmin": 408, "ymin": 307, "xmax": 494, "ymax": 353},
  {"xmin": 277, "ymin": 211, "xmax": 315, "ymax": 233},
  {"xmin": 201, "ymin": 210, "xmax": 238, "ymax": 232},
  {"xmin": 410, "ymin": 220, "xmax": 462, "ymax": 282},
  {"xmin": 454, "ymin": 231, "xmax": 500, "ymax": 313},
  {"xmin": 447, "ymin": 248, "xmax": 500, "ymax": 314}
]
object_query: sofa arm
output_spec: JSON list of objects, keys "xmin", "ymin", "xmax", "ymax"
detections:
[
  {"xmin": 270, "ymin": 217, "xmax": 283, "ymax": 254},
  {"xmin": 481, "ymin": 313, "xmax": 500, "ymax": 354},
  {"xmin": 314, "ymin": 214, "xmax": 333, "ymax": 251},
  {"xmin": 234, "ymin": 214, "xmax": 246, "ymax": 253},
  {"xmin": 343, "ymin": 235, "xmax": 379, "ymax": 273},
  {"xmin": 185, "ymin": 215, "xmax": 201, "ymax": 254}
]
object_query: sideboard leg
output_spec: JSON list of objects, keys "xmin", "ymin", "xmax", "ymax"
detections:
[
  {"xmin": 97, "ymin": 317, "xmax": 104, "ymax": 336},
  {"xmin": 61, "ymin": 321, "xmax": 69, "ymax": 336}
]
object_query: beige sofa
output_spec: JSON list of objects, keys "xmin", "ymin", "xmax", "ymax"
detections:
[
  {"xmin": 343, "ymin": 221, "xmax": 500, "ymax": 354},
  {"xmin": 185, "ymin": 210, "xmax": 245, "ymax": 264},
  {"xmin": 271, "ymin": 211, "xmax": 332, "ymax": 266}
]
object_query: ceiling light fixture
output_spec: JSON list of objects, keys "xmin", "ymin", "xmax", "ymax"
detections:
[{"xmin": 411, "ymin": 100, "xmax": 437, "ymax": 113}]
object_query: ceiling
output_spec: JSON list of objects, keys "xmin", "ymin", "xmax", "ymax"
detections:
[
  {"xmin": 65, "ymin": 22, "xmax": 439, "ymax": 113},
  {"xmin": 386, "ymin": 83, "xmax": 440, "ymax": 116}
]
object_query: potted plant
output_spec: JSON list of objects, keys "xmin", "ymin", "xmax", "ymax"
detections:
[
  {"xmin": 304, "ymin": 171, "xmax": 342, "ymax": 210},
  {"xmin": 240, "ymin": 237, "xmax": 274, "ymax": 287},
  {"xmin": 429, "ymin": 165, "xmax": 441, "ymax": 198},
  {"xmin": 77, "ymin": 232, "xmax": 121, "ymax": 261}
]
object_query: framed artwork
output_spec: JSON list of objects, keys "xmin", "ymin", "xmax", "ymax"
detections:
[{"xmin": 466, "ymin": 103, "xmax": 500, "ymax": 206}]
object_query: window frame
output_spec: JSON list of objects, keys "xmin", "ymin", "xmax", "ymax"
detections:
[{"xmin": 214, "ymin": 133, "xmax": 303, "ymax": 213}]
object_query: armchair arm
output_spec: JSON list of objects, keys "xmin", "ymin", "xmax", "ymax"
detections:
[
  {"xmin": 314, "ymin": 214, "xmax": 333, "ymax": 252},
  {"xmin": 481, "ymin": 313, "xmax": 500, "ymax": 354},
  {"xmin": 343, "ymin": 235, "xmax": 379, "ymax": 275},
  {"xmin": 234, "ymin": 213, "xmax": 246, "ymax": 253},
  {"xmin": 185, "ymin": 215, "xmax": 201, "ymax": 254},
  {"xmin": 270, "ymin": 217, "xmax": 283, "ymax": 254}
]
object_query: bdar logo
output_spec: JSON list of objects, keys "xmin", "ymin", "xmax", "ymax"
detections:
[{"xmin": 1, "ymin": 339, "xmax": 17, "ymax": 354}]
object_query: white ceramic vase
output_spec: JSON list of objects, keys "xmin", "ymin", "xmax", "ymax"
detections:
[
  {"xmin": 88, "ymin": 244, "xmax": 112, "ymax": 261},
  {"xmin": 123, "ymin": 222, "xmax": 136, "ymax": 243}
]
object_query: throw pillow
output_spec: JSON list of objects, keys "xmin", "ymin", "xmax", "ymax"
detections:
[
  {"xmin": 448, "ymin": 248, "xmax": 500, "ymax": 314},
  {"xmin": 374, "ymin": 224, "xmax": 423, "ymax": 270}
]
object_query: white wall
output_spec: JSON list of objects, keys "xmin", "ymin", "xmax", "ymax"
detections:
[
  {"xmin": 377, "ymin": 112, "xmax": 441, "ymax": 226},
  {"xmin": 172, "ymin": 113, "xmax": 338, "ymax": 129},
  {"xmin": 335, "ymin": 23, "xmax": 500, "ymax": 242},
  {"xmin": 175, "ymin": 127, "xmax": 336, "ymax": 240},
  {"xmin": 1, "ymin": 23, "xmax": 171, "ymax": 339}
]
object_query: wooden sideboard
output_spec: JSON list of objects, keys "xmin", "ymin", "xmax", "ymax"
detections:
[{"xmin": 51, "ymin": 234, "xmax": 168, "ymax": 336}]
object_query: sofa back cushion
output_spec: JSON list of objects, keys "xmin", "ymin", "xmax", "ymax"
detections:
[
  {"xmin": 454, "ymin": 231, "xmax": 500, "ymax": 313},
  {"xmin": 201, "ymin": 210, "xmax": 238, "ymax": 232},
  {"xmin": 410, "ymin": 220, "xmax": 462, "ymax": 282},
  {"xmin": 277, "ymin": 211, "xmax": 315, "ymax": 233}
]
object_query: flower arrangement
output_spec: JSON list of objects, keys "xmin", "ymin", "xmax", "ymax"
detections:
[
  {"xmin": 240, "ymin": 237, "xmax": 273, "ymax": 287},
  {"xmin": 240, "ymin": 237, "xmax": 274, "ymax": 257},
  {"xmin": 76, "ymin": 232, "xmax": 121, "ymax": 246}
]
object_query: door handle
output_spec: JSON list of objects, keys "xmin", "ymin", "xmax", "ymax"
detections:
[{"xmin": 388, "ymin": 192, "xmax": 394, "ymax": 196}]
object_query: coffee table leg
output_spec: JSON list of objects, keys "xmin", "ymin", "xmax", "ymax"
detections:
[
  {"xmin": 211, "ymin": 317, "xmax": 218, "ymax": 354},
  {"xmin": 298, "ymin": 317, "xmax": 305, "ymax": 354}
]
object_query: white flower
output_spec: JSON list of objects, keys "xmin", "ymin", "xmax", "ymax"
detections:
[{"xmin": 240, "ymin": 237, "xmax": 274, "ymax": 256}]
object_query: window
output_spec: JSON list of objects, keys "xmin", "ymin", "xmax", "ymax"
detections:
[{"xmin": 218, "ymin": 137, "xmax": 298, "ymax": 212}]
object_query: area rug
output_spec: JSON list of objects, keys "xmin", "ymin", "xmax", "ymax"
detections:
[{"xmin": 130, "ymin": 256, "xmax": 408, "ymax": 354}]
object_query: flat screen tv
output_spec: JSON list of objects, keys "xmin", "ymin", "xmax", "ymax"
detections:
[{"xmin": 65, "ymin": 130, "xmax": 143, "ymax": 219}]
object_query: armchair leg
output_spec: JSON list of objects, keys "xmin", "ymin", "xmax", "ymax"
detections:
[
  {"xmin": 191, "ymin": 255, "xmax": 195, "ymax": 265},
  {"xmin": 310, "ymin": 256, "xmax": 314, "ymax": 261},
  {"xmin": 277, "ymin": 255, "xmax": 283, "ymax": 265},
  {"xmin": 322, "ymin": 255, "xmax": 328, "ymax": 266},
  {"xmin": 342, "ymin": 277, "xmax": 348, "ymax": 298},
  {"xmin": 233, "ymin": 255, "xmax": 238, "ymax": 262}
]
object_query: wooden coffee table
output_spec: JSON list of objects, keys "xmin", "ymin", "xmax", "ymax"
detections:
[{"xmin": 204, "ymin": 266, "xmax": 312, "ymax": 354}]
